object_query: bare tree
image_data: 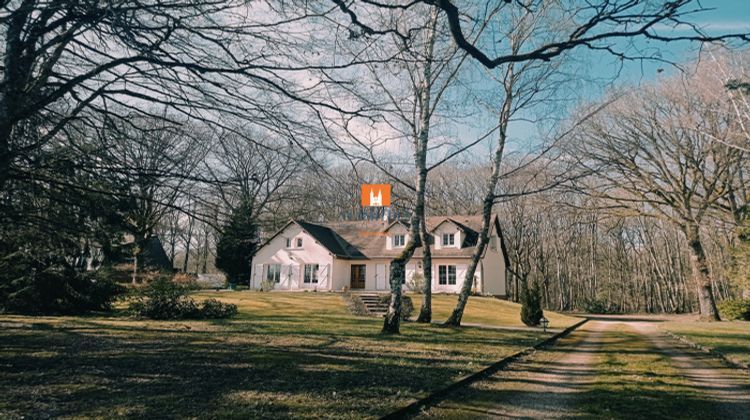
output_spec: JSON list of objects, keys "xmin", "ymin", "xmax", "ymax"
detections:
[{"xmin": 569, "ymin": 64, "xmax": 750, "ymax": 320}]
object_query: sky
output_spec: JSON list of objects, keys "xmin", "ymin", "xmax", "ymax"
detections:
[{"xmin": 493, "ymin": 0, "xmax": 750, "ymax": 160}]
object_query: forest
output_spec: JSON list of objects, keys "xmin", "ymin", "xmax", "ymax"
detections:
[{"xmin": 1, "ymin": 1, "xmax": 749, "ymax": 328}]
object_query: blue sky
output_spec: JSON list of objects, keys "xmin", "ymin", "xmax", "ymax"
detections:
[
  {"xmin": 592, "ymin": 0, "xmax": 750, "ymax": 84},
  {"xmin": 492, "ymin": 0, "xmax": 750, "ymax": 159}
]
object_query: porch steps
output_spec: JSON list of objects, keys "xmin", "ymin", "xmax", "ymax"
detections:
[{"xmin": 357, "ymin": 293, "xmax": 389, "ymax": 316}]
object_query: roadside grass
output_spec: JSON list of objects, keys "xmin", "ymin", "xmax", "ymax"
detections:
[
  {"xmin": 0, "ymin": 292, "xmax": 561, "ymax": 419},
  {"xmin": 420, "ymin": 323, "xmax": 729, "ymax": 419},
  {"xmin": 575, "ymin": 324, "xmax": 720, "ymax": 419},
  {"xmin": 409, "ymin": 294, "xmax": 581, "ymax": 329},
  {"xmin": 662, "ymin": 321, "xmax": 750, "ymax": 367}
]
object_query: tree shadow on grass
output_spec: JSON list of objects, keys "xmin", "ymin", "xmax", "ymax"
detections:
[{"xmin": 0, "ymin": 316, "xmax": 538, "ymax": 419}]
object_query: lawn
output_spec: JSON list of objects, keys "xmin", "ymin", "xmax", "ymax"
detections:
[
  {"xmin": 0, "ymin": 292, "xmax": 569, "ymax": 419},
  {"xmin": 662, "ymin": 321, "xmax": 750, "ymax": 367},
  {"xmin": 409, "ymin": 294, "xmax": 581, "ymax": 330}
]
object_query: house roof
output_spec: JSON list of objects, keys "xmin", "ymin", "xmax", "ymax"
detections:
[{"xmin": 281, "ymin": 214, "xmax": 503, "ymax": 260}]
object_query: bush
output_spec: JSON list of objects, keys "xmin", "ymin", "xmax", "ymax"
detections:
[
  {"xmin": 130, "ymin": 277, "xmax": 238, "ymax": 320},
  {"xmin": 583, "ymin": 297, "xmax": 613, "ymax": 314},
  {"xmin": 200, "ymin": 298, "xmax": 238, "ymax": 319},
  {"xmin": 172, "ymin": 273, "xmax": 201, "ymax": 290},
  {"xmin": 378, "ymin": 294, "xmax": 413, "ymax": 320},
  {"xmin": 520, "ymin": 280, "xmax": 543, "ymax": 326},
  {"xmin": 0, "ymin": 249, "xmax": 125, "ymax": 315},
  {"xmin": 129, "ymin": 277, "xmax": 198, "ymax": 319},
  {"xmin": 718, "ymin": 299, "xmax": 750, "ymax": 321},
  {"xmin": 259, "ymin": 277, "xmax": 276, "ymax": 292},
  {"xmin": 406, "ymin": 273, "xmax": 425, "ymax": 294}
]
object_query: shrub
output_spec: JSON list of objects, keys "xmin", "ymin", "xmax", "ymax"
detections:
[
  {"xmin": 520, "ymin": 280, "xmax": 543, "ymax": 326},
  {"xmin": 406, "ymin": 273, "xmax": 425, "ymax": 294},
  {"xmin": 378, "ymin": 294, "xmax": 413, "ymax": 320},
  {"xmin": 130, "ymin": 277, "xmax": 238, "ymax": 320},
  {"xmin": 0, "ymin": 249, "xmax": 125, "ymax": 315},
  {"xmin": 259, "ymin": 277, "xmax": 276, "ymax": 292},
  {"xmin": 172, "ymin": 273, "xmax": 201, "ymax": 290},
  {"xmin": 718, "ymin": 299, "xmax": 750, "ymax": 321},
  {"xmin": 583, "ymin": 297, "xmax": 613, "ymax": 314},
  {"xmin": 129, "ymin": 277, "xmax": 199, "ymax": 319},
  {"xmin": 200, "ymin": 298, "xmax": 238, "ymax": 319},
  {"xmin": 401, "ymin": 295, "xmax": 414, "ymax": 320}
]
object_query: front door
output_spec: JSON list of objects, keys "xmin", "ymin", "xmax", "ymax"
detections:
[{"xmin": 351, "ymin": 264, "xmax": 366, "ymax": 289}]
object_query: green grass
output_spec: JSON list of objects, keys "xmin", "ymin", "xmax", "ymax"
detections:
[
  {"xmin": 662, "ymin": 321, "xmax": 750, "ymax": 366},
  {"xmin": 0, "ymin": 292, "xmax": 564, "ymax": 419},
  {"xmin": 409, "ymin": 294, "xmax": 581, "ymax": 329}
]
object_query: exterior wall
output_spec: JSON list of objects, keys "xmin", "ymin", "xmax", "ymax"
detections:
[
  {"xmin": 250, "ymin": 224, "xmax": 334, "ymax": 291},
  {"xmin": 480, "ymin": 228, "xmax": 507, "ymax": 296},
  {"xmin": 332, "ymin": 259, "xmax": 390, "ymax": 291}
]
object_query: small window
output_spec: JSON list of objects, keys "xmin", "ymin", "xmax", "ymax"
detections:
[
  {"xmin": 442, "ymin": 233, "xmax": 455, "ymax": 246},
  {"xmin": 439, "ymin": 265, "xmax": 456, "ymax": 285},
  {"xmin": 266, "ymin": 264, "xmax": 281, "ymax": 283},
  {"xmin": 296, "ymin": 237, "xmax": 303, "ymax": 248},
  {"xmin": 285, "ymin": 238, "xmax": 291, "ymax": 248},
  {"xmin": 394, "ymin": 234, "xmax": 405, "ymax": 247},
  {"xmin": 304, "ymin": 264, "xmax": 319, "ymax": 283}
]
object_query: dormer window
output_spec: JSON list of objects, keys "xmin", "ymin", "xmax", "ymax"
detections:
[
  {"xmin": 394, "ymin": 234, "xmax": 405, "ymax": 247},
  {"xmin": 442, "ymin": 233, "xmax": 455, "ymax": 246},
  {"xmin": 296, "ymin": 237, "xmax": 303, "ymax": 248}
]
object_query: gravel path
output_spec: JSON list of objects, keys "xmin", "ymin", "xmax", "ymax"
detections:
[
  {"xmin": 630, "ymin": 321, "xmax": 750, "ymax": 418},
  {"xmin": 420, "ymin": 318, "xmax": 750, "ymax": 419}
]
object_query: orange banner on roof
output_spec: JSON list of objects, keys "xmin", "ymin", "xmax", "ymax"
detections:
[{"xmin": 361, "ymin": 184, "xmax": 391, "ymax": 207}]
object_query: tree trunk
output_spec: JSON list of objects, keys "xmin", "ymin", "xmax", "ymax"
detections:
[
  {"xmin": 132, "ymin": 251, "xmax": 138, "ymax": 286},
  {"xmin": 416, "ymin": 212, "xmax": 433, "ymax": 323},
  {"xmin": 445, "ymin": 61, "xmax": 514, "ymax": 327},
  {"xmin": 382, "ymin": 10, "xmax": 437, "ymax": 334},
  {"xmin": 684, "ymin": 223, "xmax": 720, "ymax": 321}
]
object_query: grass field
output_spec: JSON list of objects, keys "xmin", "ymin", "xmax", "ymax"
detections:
[
  {"xmin": 410, "ymin": 294, "xmax": 579, "ymax": 329},
  {"xmin": 0, "ymin": 292, "xmax": 574, "ymax": 419},
  {"xmin": 662, "ymin": 321, "xmax": 750, "ymax": 366}
]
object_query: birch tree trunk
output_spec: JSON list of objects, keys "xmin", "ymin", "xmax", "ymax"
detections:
[
  {"xmin": 445, "ymin": 63, "xmax": 514, "ymax": 326},
  {"xmin": 382, "ymin": 9, "xmax": 438, "ymax": 334},
  {"xmin": 416, "ymin": 210, "xmax": 433, "ymax": 323}
]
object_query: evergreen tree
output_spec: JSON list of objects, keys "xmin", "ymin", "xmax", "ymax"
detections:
[
  {"xmin": 520, "ymin": 279, "xmax": 544, "ymax": 327},
  {"xmin": 215, "ymin": 199, "xmax": 258, "ymax": 286}
]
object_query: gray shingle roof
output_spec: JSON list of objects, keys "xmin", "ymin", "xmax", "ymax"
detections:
[{"xmin": 298, "ymin": 215, "xmax": 498, "ymax": 259}]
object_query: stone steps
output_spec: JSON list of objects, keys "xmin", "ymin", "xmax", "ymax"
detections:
[{"xmin": 357, "ymin": 293, "xmax": 389, "ymax": 316}]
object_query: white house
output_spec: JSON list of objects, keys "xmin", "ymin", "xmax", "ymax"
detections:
[{"xmin": 250, "ymin": 215, "xmax": 510, "ymax": 296}]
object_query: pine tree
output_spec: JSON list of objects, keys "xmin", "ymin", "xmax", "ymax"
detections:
[
  {"xmin": 520, "ymin": 279, "xmax": 544, "ymax": 326},
  {"xmin": 215, "ymin": 200, "xmax": 258, "ymax": 286}
]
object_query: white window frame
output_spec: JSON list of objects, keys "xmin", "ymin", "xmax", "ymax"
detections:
[
  {"xmin": 296, "ymin": 237, "xmax": 303, "ymax": 248},
  {"xmin": 285, "ymin": 238, "xmax": 291, "ymax": 248},
  {"xmin": 442, "ymin": 233, "xmax": 455, "ymax": 246},
  {"xmin": 266, "ymin": 264, "xmax": 281, "ymax": 283},
  {"xmin": 303, "ymin": 264, "xmax": 319, "ymax": 284},
  {"xmin": 393, "ymin": 234, "xmax": 405, "ymax": 247},
  {"xmin": 438, "ymin": 265, "xmax": 456, "ymax": 285}
]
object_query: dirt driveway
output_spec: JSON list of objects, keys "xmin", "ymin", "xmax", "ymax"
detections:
[{"xmin": 419, "ymin": 317, "xmax": 750, "ymax": 419}]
